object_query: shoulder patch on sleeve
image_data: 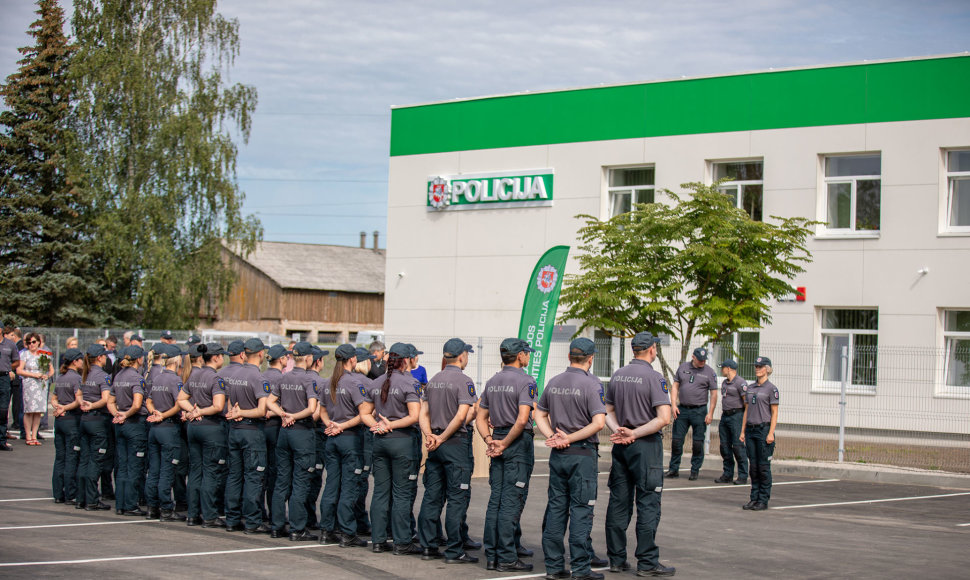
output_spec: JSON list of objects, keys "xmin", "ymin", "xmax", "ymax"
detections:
[
  {"xmin": 773, "ymin": 388, "xmax": 779, "ymax": 399},
  {"xmin": 216, "ymin": 377, "xmax": 226, "ymax": 391},
  {"xmin": 104, "ymin": 375, "xmax": 112, "ymax": 387},
  {"xmin": 263, "ymin": 381, "xmax": 271, "ymax": 394},
  {"xmin": 660, "ymin": 378, "xmax": 669, "ymax": 394},
  {"xmin": 528, "ymin": 383, "xmax": 538, "ymax": 399},
  {"xmin": 140, "ymin": 379, "xmax": 146, "ymax": 390},
  {"xmin": 468, "ymin": 382, "xmax": 476, "ymax": 397},
  {"xmin": 599, "ymin": 385, "xmax": 605, "ymax": 404},
  {"xmin": 177, "ymin": 382, "xmax": 184, "ymax": 391},
  {"xmin": 359, "ymin": 384, "xmax": 367, "ymax": 396},
  {"xmin": 312, "ymin": 381, "xmax": 318, "ymax": 394}
]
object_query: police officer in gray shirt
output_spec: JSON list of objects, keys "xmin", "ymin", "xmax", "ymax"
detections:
[
  {"xmin": 604, "ymin": 332, "xmax": 675, "ymax": 577},
  {"xmin": 417, "ymin": 338, "xmax": 478, "ymax": 564},
  {"xmin": 665, "ymin": 348, "xmax": 718, "ymax": 480},
  {"xmin": 476, "ymin": 338, "xmax": 538, "ymax": 573},
  {"xmin": 107, "ymin": 345, "xmax": 150, "ymax": 517},
  {"xmin": 0, "ymin": 328, "xmax": 21, "ymax": 449},
  {"xmin": 739, "ymin": 356, "xmax": 779, "ymax": 511},
  {"xmin": 266, "ymin": 341, "xmax": 320, "ymax": 541},
  {"xmin": 714, "ymin": 360, "xmax": 748, "ymax": 485},
  {"xmin": 224, "ymin": 338, "xmax": 271, "ymax": 533},
  {"xmin": 535, "ymin": 338, "xmax": 607, "ymax": 580}
]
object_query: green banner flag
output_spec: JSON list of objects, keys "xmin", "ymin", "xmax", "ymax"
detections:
[{"xmin": 518, "ymin": 245, "xmax": 570, "ymax": 395}]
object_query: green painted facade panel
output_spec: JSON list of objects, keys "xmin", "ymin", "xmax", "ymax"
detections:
[{"xmin": 390, "ymin": 56, "xmax": 970, "ymax": 157}]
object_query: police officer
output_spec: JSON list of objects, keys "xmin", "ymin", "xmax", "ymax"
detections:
[
  {"xmin": 224, "ymin": 338, "xmax": 271, "ymax": 534},
  {"xmin": 262, "ymin": 344, "xmax": 291, "ymax": 526},
  {"xmin": 321, "ymin": 344, "xmax": 370, "ymax": 548},
  {"xmin": 214, "ymin": 339, "xmax": 246, "ymax": 518},
  {"xmin": 365, "ymin": 342, "xmax": 421, "ymax": 554},
  {"xmin": 51, "ymin": 348, "xmax": 83, "ymax": 503},
  {"xmin": 267, "ymin": 341, "xmax": 320, "ymax": 541},
  {"xmin": 352, "ymin": 347, "xmax": 377, "ymax": 537},
  {"xmin": 107, "ymin": 345, "xmax": 150, "ymax": 517},
  {"xmin": 714, "ymin": 360, "xmax": 748, "ymax": 485},
  {"xmin": 665, "ymin": 347, "xmax": 718, "ymax": 480},
  {"xmin": 177, "ymin": 342, "xmax": 229, "ymax": 528},
  {"xmin": 603, "ymin": 332, "xmax": 675, "ymax": 577},
  {"xmin": 0, "ymin": 325, "xmax": 21, "ymax": 451},
  {"xmin": 417, "ymin": 338, "xmax": 478, "ymax": 564},
  {"xmin": 76, "ymin": 344, "xmax": 112, "ymax": 511},
  {"xmin": 739, "ymin": 356, "xmax": 779, "ymax": 511},
  {"xmin": 307, "ymin": 346, "xmax": 329, "ymax": 533},
  {"xmin": 476, "ymin": 338, "xmax": 537, "ymax": 573},
  {"xmin": 145, "ymin": 343, "xmax": 186, "ymax": 522},
  {"xmin": 534, "ymin": 338, "xmax": 606, "ymax": 580}
]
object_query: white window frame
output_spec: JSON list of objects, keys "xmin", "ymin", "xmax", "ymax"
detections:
[
  {"xmin": 814, "ymin": 307, "xmax": 878, "ymax": 395},
  {"xmin": 943, "ymin": 149, "xmax": 970, "ymax": 235},
  {"xmin": 711, "ymin": 159, "xmax": 764, "ymax": 221},
  {"xmin": 817, "ymin": 154, "xmax": 881, "ymax": 239},
  {"xmin": 938, "ymin": 308, "xmax": 970, "ymax": 398},
  {"xmin": 712, "ymin": 330, "xmax": 760, "ymax": 382},
  {"xmin": 607, "ymin": 165, "xmax": 655, "ymax": 218}
]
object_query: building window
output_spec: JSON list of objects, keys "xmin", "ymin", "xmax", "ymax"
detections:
[
  {"xmin": 712, "ymin": 331, "xmax": 760, "ymax": 381},
  {"xmin": 946, "ymin": 150, "xmax": 970, "ymax": 231},
  {"xmin": 823, "ymin": 154, "xmax": 881, "ymax": 232},
  {"xmin": 608, "ymin": 167, "xmax": 654, "ymax": 217},
  {"xmin": 943, "ymin": 310, "xmax": 970, "ymax": 390},
  {"xmin": 713, "ymin": 161, "xmax": 763, "ymax": 221},
  {"xmin": 818, "ymin": 308, "xmax": 878, "ymax": 392}
]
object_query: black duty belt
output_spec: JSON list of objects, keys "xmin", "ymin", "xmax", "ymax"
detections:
[
  {"xmin": 377, "ymin": 425, "xmax": 414, "ymax": 439},
  {"xmin": 554, "ymin": 441, "xmax": 599, "ymax": 456},
  {"xmin": 154, "ymin": 416, "xmax": 180, "ymax": 425},
  {"xmin": 746, "ymin": 422, "xmax": 769, "ymax": 428},
  {"xmin": 431, "ymin": 428, "xmax": 464, "ymax": 444},
  {"xmin": 266, "ymin": 416, "xmax": 282, "ymax": 426},
  {"xmin": 679, "ymin": 404, "xmax": 706, "ymax": 409},
  {"xmin": 722, "ymin": 408, "xmax": 743, "ymax": 416},
  {"xmin": 198, "ymin": 415, "xmax": 225, "ymax": 425},
  {"xmin": 285, "ymin": 418, "xmax": 315, "ymax": 430}
]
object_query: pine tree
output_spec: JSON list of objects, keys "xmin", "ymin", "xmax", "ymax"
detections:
[{"xmin": 0, "ymin": 0, "xmax": 103, "ymax": 327}]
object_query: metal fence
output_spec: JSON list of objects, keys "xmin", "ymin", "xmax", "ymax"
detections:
[
  {"xmin": 385, "ymin": 334, "xmax": 970, "ymax": 474},
  {"xmin": 9, "ymin": 328, "xmax": 969, "ymax": 473}
]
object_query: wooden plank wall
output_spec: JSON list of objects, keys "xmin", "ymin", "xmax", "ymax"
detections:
[
  {"xmin": 219, "ymin": 254, "xmax": 282, "ymax": 321},
  {"xmin": 282, "ymin": 289, "xmax": 383, "ymax": 325}
]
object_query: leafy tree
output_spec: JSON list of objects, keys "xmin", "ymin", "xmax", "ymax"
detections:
[
  {"xmin": 69, "ymin": 0, "xmax": 261, "ymax": 328},
  {"xmin": 559, "ymin": 182, "xmax": 816, "ymax": 380},
  {"xmin": 0, "ymin": 0, "xmax": 103, "ymax": 326}
]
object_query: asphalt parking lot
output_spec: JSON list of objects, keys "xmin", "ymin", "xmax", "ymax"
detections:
[{"xmin": 1, "ymin": 438, "xmax": 967, "ymax": 579}]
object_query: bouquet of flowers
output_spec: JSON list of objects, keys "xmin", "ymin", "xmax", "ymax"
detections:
[{"xmin": 38, "ymin": 348, "xmax": 52, "ymax": 381}]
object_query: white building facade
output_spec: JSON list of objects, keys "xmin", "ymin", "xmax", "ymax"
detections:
[{"xmin": 385, "ymin": 55, "xmax": 970, "ymax": 435}]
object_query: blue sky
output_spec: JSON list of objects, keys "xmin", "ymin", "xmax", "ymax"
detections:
[{"xmin": 2, "ymin": 0, "xmax": 968, "ymax": 248}]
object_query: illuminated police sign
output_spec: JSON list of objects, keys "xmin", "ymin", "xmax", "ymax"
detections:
[{"xmin": 427, "ymin": 169, "xmax": 554, "ymax": 211}]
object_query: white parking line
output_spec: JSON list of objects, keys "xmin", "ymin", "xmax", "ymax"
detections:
[
  {"xmin": 0, "ymin": 520, "xmax": 159, "ymax": 531},
  {"xmin": 0, "ymin": 543, "xmax": 339, "ymax": 567},
  {"xmin": 664, "ymin": 479, "xmax": 839, "ymax": 492},
  {"xmin": 772, "ymin": 491, "xmax": 970, "ymax": 510},
  {"xmin": 956, "ymin": 523, "xmax": 970, "ymax": 527},
  {"xmin": 0, "ymin": 497, "xmax": 54, "ymax": 503},
  {"xmin": 478, "ymin": 567, "xmax": 607, "ymax": 580}
]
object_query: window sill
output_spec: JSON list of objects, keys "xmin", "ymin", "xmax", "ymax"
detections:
[
  {"xmin": 933, "ymin": 388, "xmax": 970, "ymax": 400},
  {"xmin": 937, "ymin": 230, "xmax": 970, "ymax": 238},
  {"xmin": 814, "ymin": 231, "xmax": 880, "ymax": 240},
  {"xmin": 811, "ymin": 381, "xmax": 877, "ymax": 395}
]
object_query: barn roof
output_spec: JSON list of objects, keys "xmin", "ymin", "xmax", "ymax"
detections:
[{"xmin": 225, "ymin": 241, "xmax": 385, "ymax": 294}]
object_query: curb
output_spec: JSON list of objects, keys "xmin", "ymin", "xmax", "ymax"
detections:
[{"xmin": 770, "ymin": 459, "xmax": 970, "ymax": 490}]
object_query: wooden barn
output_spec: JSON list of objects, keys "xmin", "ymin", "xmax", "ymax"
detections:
[{"xmin": 205, "ymin": 240, "xmax": 385, "ymax": 342}]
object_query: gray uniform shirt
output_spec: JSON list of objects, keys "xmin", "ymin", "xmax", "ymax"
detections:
[
  {"xmin": 148, "ymin": 369, "xmax": 182, "ymax": 414},
  {"xmin": 79, "ymin": 365, "xmax": 111, "ymax": 403},
  {"xmin": 274, "ymin": 367, "xmax": 318, "ymax": 414},
  {"xmin": 371, "ymin": 370, "xmax": 420, "ymax": 422},
  {"xmin": 479, "ymin": 366, "xmax": 536, "ymax": 430},
  {"xmin": 328, "ymin": 372, "xmax": 368, "ymax": 423},
  {"xmin": 112, "ymin": 367, "xmax": 147, "ymax": 414},
  {"xmin": 605, "ymin": 359, "xmax": 671, "ymax": 428},
  {"xmin": 538, "ymin": 367, "xmax": 606, "ymax": 444},
  {"xmin": 224, "ymin": 363, "xmax": 269, "ymax": 411},
  {"xmin": 745, "ymin": 380, "xmax": 779, "ymax": 425},
  {"xmin": 146, "ymin": 363, "xmax": 163, "ymax": 385},
  {"xmin": 674, "ymin": 361, "xmax": 718, "ymax": 406},
  {"xmin": 183, "ymin": 366, "xmax": 225, "ymax": 409},
  {"xmin": 720, "ymin": 375, "xmax": 748, "ymax": 412},
  {"xmin": 217, "ymin": 362, "xmax": 243, "ymax": 416},
  {"xmin": 0, "ymin": 337, "xmax": 19, "ymax": 372},
  {"xmin": 423, "ymin": 365, "xmax": 477, "ymax": 433},
  {"xmin": 54, "ymin": 369, "xmax": 82, "ymax": 410}
]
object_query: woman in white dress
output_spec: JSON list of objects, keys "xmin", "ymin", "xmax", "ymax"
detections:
[{"xmin": 17, "ymin": 333, "xmax": 53, "ymax": 445}]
